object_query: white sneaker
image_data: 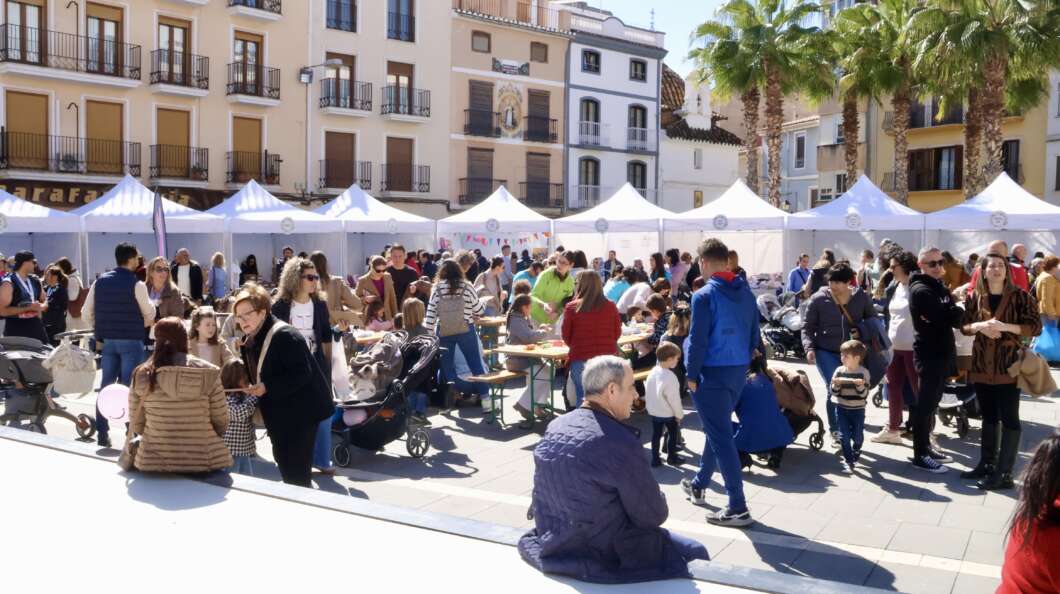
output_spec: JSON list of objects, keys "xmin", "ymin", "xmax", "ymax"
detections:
[{"xmin": 871, "ymin": 428, "xmax": 904, "ymax": 445}]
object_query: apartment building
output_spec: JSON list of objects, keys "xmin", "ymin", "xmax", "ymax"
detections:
[
  {"xmin": 309, "ymin": 0, "xmax": 452, "ymax": 218},
  {"xmin": 448, "ymin": 0, "xmax": 569, "ymax": 213},
  {"xmin": 1041, "ymin": 70, "xmax": 1060, "ymax": 205},
  {"xmin": 0, "ymin": 0, "xmax": 307, "ymax": 209},
  {"xmin": 562, "ymin": 3, "xmax": 666, "ymax": 211}
]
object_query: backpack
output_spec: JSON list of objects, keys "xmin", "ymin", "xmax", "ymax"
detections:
[
  {"xmin": 435, "ymin": 284, "xmax": 468, "ymax": 337},
  {"xmin": 346, "ymin": 331, "xmax": 406, "ymax": 402}
]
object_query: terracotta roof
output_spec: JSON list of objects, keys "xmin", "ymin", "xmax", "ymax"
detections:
[
  {"xmin": 665, "ymin": 118, "xmax": 742, "ymax": 146},
  {"xmin": 661, "ymin": 63, "xmax": 685, "ymax": 111}
]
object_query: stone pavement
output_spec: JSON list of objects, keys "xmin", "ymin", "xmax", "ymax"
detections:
[{"xmin": 19, "ymin": 360, "xmax": 1060, "ymax": 594}]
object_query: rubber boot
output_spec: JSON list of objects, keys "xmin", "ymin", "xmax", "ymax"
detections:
[
  {"xmin": 960, "ymin": 421, "xmax": 998, "ymax": 479},
  {"xmin": 978, "ymin": 427, "xmax": 1019, "ymax": 490}
]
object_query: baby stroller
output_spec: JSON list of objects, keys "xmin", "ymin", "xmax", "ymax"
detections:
[
  {"xmin": 0, "ymin": 331, "xmax": 96, "ymax": 437},
  {"xmin": 757, "ymin": 292, "xmax": 805, "ymax": 360},
  {"xmin": 331, "ymin": 333, "xmax": 439, "ymax": 464},
  {"xmin": 764, "ymin": 365, "xmax": 826, "ymax": 452}
]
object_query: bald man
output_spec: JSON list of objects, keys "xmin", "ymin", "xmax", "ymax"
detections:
[{"xmin": 968, "ymin": 240, "xmax": 1029, "ymax": 293}]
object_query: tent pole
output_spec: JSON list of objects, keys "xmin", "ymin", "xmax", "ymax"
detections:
[{"xmin": 657, "ymin": 218, "xmax": 664, "ymax": 257}]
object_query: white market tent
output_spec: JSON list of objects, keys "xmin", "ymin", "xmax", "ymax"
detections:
[
  {"xmin": 73, "ymin": 175, "xmax": 225, "ymax": 278},
  {"xmin": 553, "ymin": 183, "xmax": 674, "ymax": 262},
  {"xmin": 663, "ymin": 179, "xmax": 788, "ymax": 274},
  {"xmin": 437, "ymin": 186, "xmax": 553, "ymax": 254},
  {"xmin": 924, "ymin": 172, "xmax": 1060, "ymax": 256},
  {"xmin": 314, "ymin": 184, "xmax": 435, "ymax": 276},
  {"xmin": 785, "ymin": 175, "xmax": 925, "ymax": 265},
  {"xmin": 208, "ymin": 180, "xmax": 343, "ymax": 285},
  {"xmin": 0, "ymin": 189, "xmax": 82, "ymax": 272}
]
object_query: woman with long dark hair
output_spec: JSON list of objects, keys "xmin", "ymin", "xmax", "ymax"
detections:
[
  {"xmin": 649, "ymin": 252, "xmax": 670, "ymax": 284},
  {"xmin": 562, "ymin": 270, "xmax": 621, "ymax": 406},
  {"xmin": 239, "ymin": 254, "xmax": 259, "ymax": 286},
  {"xmin": 424, "ymin": 259, "xmax": 490, "ymax": 404},
  {"xmin": 998, "ymin": 432, "xmax": 1060, "ymax": 593}
]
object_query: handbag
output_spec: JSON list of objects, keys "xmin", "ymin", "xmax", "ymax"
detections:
[
  {"xmin": 1031, "ymin": 319, "xmax": 1060, "ymax": 362},
  {"xmin": 837, "ymin": 301, "xmax": 886, "ymax": 387}
]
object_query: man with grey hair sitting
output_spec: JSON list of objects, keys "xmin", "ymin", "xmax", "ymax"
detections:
[{"xmin": 517, "ymin": 355, "xmax": 708, "ymax": 583}]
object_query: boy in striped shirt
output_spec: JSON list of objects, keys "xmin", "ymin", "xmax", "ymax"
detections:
[{"xmin": 831, "ymin": 340, "xmax": 870, "ymax": 473}]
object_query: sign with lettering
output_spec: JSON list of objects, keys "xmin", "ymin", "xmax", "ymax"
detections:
[{"xmin": 0, "ymin": 180, "xmax": 226, "ymax": 211}]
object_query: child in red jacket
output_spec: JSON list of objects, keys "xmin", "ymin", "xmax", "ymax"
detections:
[{"xmin": 998, "ymin": 431, "xmax": 1060, "ymax": 594}]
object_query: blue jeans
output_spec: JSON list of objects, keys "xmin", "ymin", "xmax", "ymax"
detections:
[
  {"xmin": 312, "ymin": 416, "xmax": 333, "ymax": 469},
  {"xmin": 569, "ymin": 360, "xmax": 587, "ymax": 407},
  {"xmin": 813, "ymin": 349, "xmax": 842, "ymax": 433},
  {"xmin": 439, "ymin": 326, "xmax": 489, "ymax": 396},
  {"xmin": 836, "ymin": 406, "xmax": 866, "ymax": 465},
  {"xmin": 96, "ymin": 338, "xmax": 147, "ymax": 439},
  {"xmin": 408, "ymin": 391, "xmax": 428, "ymax": 415},
  {"xmin": 228, "ymin": 455, "xmax": 255, "ymax": 476},
  {"xmin": 690, "ymin": 365, "xmax": 748, "ymax": 513}
]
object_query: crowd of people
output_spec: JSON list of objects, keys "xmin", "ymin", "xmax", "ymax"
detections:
[{"xmin": 2, "ymin": 234, "xmax": 1059, "ymax": 589}]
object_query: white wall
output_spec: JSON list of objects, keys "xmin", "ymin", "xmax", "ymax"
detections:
[
  {"xmin": 1046, "ymin": 140, "xmax": 1060, "ymax": 205},
  {"xmin": 567, "ymin": 86, "xmax": 658, "ymax": 151},
  {"xmin": 568, "ymin": 147, "xmax": 655, "ymax": 200},
  {"xmin": 658, "ymin": 137, "xmax": 739, "ymax": 212},
  {"xmin": 568, "ymin": 42, "xmax": 659, "ymax": 99},
  {"xmin": 817, "ymin": 112, "xmax": 867, "ymax": 146}
]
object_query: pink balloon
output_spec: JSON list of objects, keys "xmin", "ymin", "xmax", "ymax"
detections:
[{"xmin": 97, "ymin": 384, "xmax": 130, "ymax": 423}]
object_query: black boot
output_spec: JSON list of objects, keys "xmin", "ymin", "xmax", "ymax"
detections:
[
  {"xmin": 978, "ymin": 427, "xmax": 1019, "ymax": 490},
  {"xmin": 961, "ymin": 421, "xmax": 998, "ymax": 479}
]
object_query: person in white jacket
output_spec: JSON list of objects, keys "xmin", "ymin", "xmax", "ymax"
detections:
[{"xmin": 645, "ymin": 342, "xmax": 686, "ymax": 467}]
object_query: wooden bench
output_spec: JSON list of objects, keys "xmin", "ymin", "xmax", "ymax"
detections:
[
  {"xmin": 467, "ymin": 369, "xmax": 527, "ymax": 425},
  {"xmin": 632, "ymin": 368, "xmax": 651, "ymax": 383}
]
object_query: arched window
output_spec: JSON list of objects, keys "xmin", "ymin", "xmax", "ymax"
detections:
[
  {"xmin": 627, "ymin": 160, "xmax": 647, "ymax": 192},
  {"xmin": 579, "ymin": 98, "xmax": 602, "ymax": 145},
  {"xmin": 578, "ymin": 157, "xmax": 601, "ymax": 206},
  {"xmin": 580, "ymin": 98, "xmax": 600, "ymax": 123},
  {"xmin": 627, "ymin": 105, "xmax": 648, "ymax": 150}
]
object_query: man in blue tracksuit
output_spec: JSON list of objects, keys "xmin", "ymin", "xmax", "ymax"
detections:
[{"xmin": 681, "ymin": 238, "xmax": 759, "ymax": 527}]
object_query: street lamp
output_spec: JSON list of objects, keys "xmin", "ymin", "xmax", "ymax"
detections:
[
  {"xmin": 298, "ymin": 58, "xmax": 344, "ymax": 84},
  {"xmin": 300, "ymin": 58, "xmax": 344, "ymax": 201}
]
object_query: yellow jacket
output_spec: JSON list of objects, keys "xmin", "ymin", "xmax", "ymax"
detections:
[{"xmin": 1036, "ymin": 273, "xmax": 1060, "ymax": 317}]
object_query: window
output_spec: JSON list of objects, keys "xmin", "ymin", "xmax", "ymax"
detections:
[
  {"xmin": 835, "ymin": 173, "xmax": 848, "ymax": 194},
  {"xmin": 1001, "ymin": 139, "xmax": 1020, "ymax": 182},
  {"xmin": 581, "ymin": 50, "xmax": 600, "ymax": 74},
  {"xmin": 1055, "ymin": 155, "xmax": 1060, "ymax": 191},
  {"xmin": 530, "ymin": 41, "xmax": 548, "ymax": 63},
  {"xmin": 471, "ymin": 31, "xmax": 490, "ymax": 53},
  {"xmin": 793, "ymin": 132, "xmax": 806, "ymax": 169},
  {"xmin": 813, "ymin": 188, "xmax": 828, "ymax": 206},
  {"xmin": 326, "ymin": 0, "xmax": 356, "ymax": 32},
  {"xmin": 627, "ymin": 161, "xmax": 647, "ymax": 191},
  {"xmin": 387, "ymin": 0, "xmax": 414, "ymax": 42},
  {"xmin": 693, "ymin": 148, "xmax": 703, "ymax": 170},
  {"xmin": 629, "ymin": 59, "xmax": 646, "ymax": 82},
  {"xmin": 908, "ymin": 145, "xmax": 963, "ymax": 191},
  {"xmin": 835, "ymin": 119, "xmax": 844, "ymax": 144},
  {"xmin": 579, "ymin": 157, "xmax": 600, "ymax": 186},
  {"xmin": 157, "ymin": 17, "xmax": 190, "ymax": 85},
  {"xmin": 87, "ymin": 2, "xmax": 123, "ymax": 75},
  {"xmin": 579, "ymin": 98, "xmax": 601, "ymax": 144},
  {"xmin": 693, "ymin": 190, "xmax": 703, "ymax": 208},
  {"xmin": 4, "ymin": 1, "xmax": 43, "ymax": 63}
]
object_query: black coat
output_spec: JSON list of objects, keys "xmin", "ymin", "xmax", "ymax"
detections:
[
  {"xmin": 908, "ymin": 272, "xmax": 963, "ymax": 363},
  {"xmin": 171, "ymin": 261, "xmax": 204, "ymax": 302}
]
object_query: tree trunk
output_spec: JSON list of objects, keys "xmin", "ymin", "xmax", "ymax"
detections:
[
  {"xmin": 891, "ymin": 80, "xmax": 911, "ymax": 205},
  {"xmin": 963, "ymin": 85, "xmax": 983, "ymax": 198},
  {"xmin": 764, "ymin": 64, "xmax": 784, "ymax": 208},
  {"xmin": 741, "ymin": 87, "xmax": 761, "ymax": 195},
  {"xmin": 842, "ymin": 88, "xmax": 859, "ymax": 186},
  {"xmin": 980, "ymin": 53, "xmax": 1007, "ymax": 184}
]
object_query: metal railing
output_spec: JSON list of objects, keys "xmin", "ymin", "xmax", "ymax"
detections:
[
  {"xmin": 319, "ymin": 159, "xmax": 371, "ymax": 190},
  {"xmin": 578, "ymin": 121, "xmax": 608, "ymax": 146},
  {"xmin": 149, "ymin": 145, "xmax": 208, "ymax": 180},
  {"xmin": 627, "ymin": 127, "xmax": 654, "ymax": 152},
  {"xmin": 381, "ymin": 86, "xmax": 430, "ymax": 117},
  {"xmin": 387, "ymin": 11, "xmax": 415, "ymax": 41},
  {"xmin": 320, "ymin": 79, "xmax": 372, "ymax": 111},
  {"xmin": 0, "ymin": 24, "xmax": 141, "ymax": 79},
  {"xmin": 519, "ymin": 181, "xmax": 563, "ymax": 208},
  {"xmin": 326, "ymin": 0, "xmax": 357, "ymax": 32},
  {"xmin": 451, "ymin": 0, "xmax": 568, "ymax": 31},
  {"xmin": 149, "ymin": 49, "xmax": 208, "ymax": 89},
  {"xmin": 524, "ymin": 116, "xmax": 557, "ymax": 143},
  {"xmin": 570, "ymin": 184, "xmax": 602, "ymax": 209},
  {"xmin": 458, "ymin": 177, "xmax": 507, "ymax": 204},
  {"xmin": 226, "ymin": 62, "xmax": 280, "ymax": 99},
  {"xmin": 380, "ymin": 163, "xmax": 430, "ymax": 193},
  {"xmin": 228, "ymin": 0, "xmax": 282, "ymax": 14},
  {"xmin": 0, "ymin": 129, "xmax": 140, "ymax": 176},
  {"xmin": 226, "ymin": 150, "xmax": 280, "ymax": 185},
  {"xmin": 464, "ymin": 109, "xmax": 501, "ymax": 137}
]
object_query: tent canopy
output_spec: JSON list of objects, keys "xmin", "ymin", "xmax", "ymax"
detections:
[
  {"xmin": 437, "ymin": 186, "xmax": 551, "ymax": 234},
  {"xmin": 924, "ymin": 172, "xmax": 1060, "ymax": 230},
  {"xmin": 665, "ymin": 179, "xmax": 786, "ymax": 231},
  {"xmin": 207, "ymin": 180, "xmax": 341, "ymax": 233},
  {"xmin": 315, "ymin": 184, "xmax": 435, "ymax": 234},
  {"xmin": 0, "ymin": 189, "xmax": 81, "ymax": 233},
  {"xmin": 73, "ymin": 175, "xmax": 224, "ymax": 233},
  {"xmin": 554, "ymin": 183, "xmax": 673, "ymax": 233},
  {"xmin": 787, "ymin": 175, "xmax": 924, "ymax": 231}
]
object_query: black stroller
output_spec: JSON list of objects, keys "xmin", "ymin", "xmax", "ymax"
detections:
[
  {"xmin": 0, "ymin": 333, "xmax": 96, "ymax": 438},
  {"xmin": 331, "ymin": 333, "xmax": 439, "ymax": 464},
  {"xmin": 757, "ymin": 292, "xmax": 805, "ymax": 360}
]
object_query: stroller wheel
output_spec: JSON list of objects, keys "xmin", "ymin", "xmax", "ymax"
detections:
[
  {"xmin": 407, "ymin": 428, "xmax": 430, "ymax": 458},
  {"xmin": 938, "ymin": 410, "xmax": 953, "ymax": 427},
  {"xmin": 957, "ymin": 414, "xmax": 970, "ymax": 439},
  {"xmin": 75, "ymin": 414, "xmax": 96, "ymax": 439},
  {"xmin": 333, "ymin": 444, "xmax": 351, "ymax": 468},
  {"xmin": 872, "ymin": 387, "xmax": 884, "ymax": 408},
  {"xmin": 809, "ymin": 431, "xmax": 824, "ymax": 451}
]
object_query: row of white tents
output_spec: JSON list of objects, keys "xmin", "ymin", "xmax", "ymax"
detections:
[{"xmin": 1, "ymin": 172, "xmax": 1058, "ymax": 282}]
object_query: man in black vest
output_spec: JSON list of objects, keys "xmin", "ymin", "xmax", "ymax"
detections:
[
  {"xmin": 171, "ymin": 248, "xmax": 204, "ymax": 304},
  {"xmin": 82, "ymin": 243, "xmax": 156, "ymax": 447}
]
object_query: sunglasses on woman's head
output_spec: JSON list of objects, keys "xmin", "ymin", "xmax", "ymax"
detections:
[{"xmin": 302, "ymin": 274, "xmax": 320, "ymax": 281}]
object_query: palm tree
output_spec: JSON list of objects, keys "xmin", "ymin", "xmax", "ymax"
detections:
[
  {"xmin": 832, "ymin": 9, "xmax": 890, "ymax": 186},
  {"xmin": 690, "ymin": 0, "xmax": 828, "ymax": 207}
]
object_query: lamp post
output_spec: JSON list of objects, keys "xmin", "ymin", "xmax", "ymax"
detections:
[{"xmin": 300, "ymin": 58, "xmax": 345, "ymax": 199}]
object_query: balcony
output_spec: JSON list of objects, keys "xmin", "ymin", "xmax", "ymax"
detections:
[
  {"xmin": 227, "ymin": 0, "xmax": 282, "ymax": 21},
  {"xmin": 464, "ymin": 109, "xmax": 501, "ymax": 137},
  {"xmin": 226, "ymin": 62, "xmax": 280, "ymax": 106},
  {"xmin": 519, "ymin": 181, "xmax": 563, "ymax": 208},
  {"xmin": 381, "ymin": 86, "xmax": 430, "ymax": 121},
  {"xmin": 319, "ymin": 159, "xmax": 371, "ymax": 190},
  {"xmin": 458, "ymin": 177, "xmax": 507, "ymax": 204},
  {"xmin": 524, "ymin": 116, "xmax": 557, "ymax": 143},
  {"xmin": 149, "ymin": 50, "xmax": 208, "ymax": 97},
  {"xmin": 150, "ymin": 145, "xmax": 208, "ymax": 182},
  {"xmin": 570, "ymin": 184, "xmax": 602, "ymax": 209},
  {"xmin": 226, "ymin": 151, "xmax": 280, "ymax": 185},
  {"xmin": 381, "ymin": 164, "xmax": 430, "ymax": 193},
  {"xmin": 452, "ymin": 0, "xmax": 570, "ymax": 32},
  {"xmin": 578, "ymin": 121, "xmax": 609, "ymax": 147},
  {"xmin": 0, "ymin": 24, "xmax": 141, "ymax": 87},
  {"xmin": 568, "ymin": 12, "xmax": 663, "ymax": 47},
  {"xmin": 326, "ymin": 0, "xmax": 357, "ymax": 32},
  {"xmin": 320, "ymin": 79, "xmax": 372, "ymax": 115},
  {"xmin": 0, "ymin": 130, "xmax": 140, "ymax": 178},
  {"xmin": 387, "ymin": 12, "xmax": 415, "ymax": 42},
  {"xmin": 627, "ymin": 127, "xmax": 656, "ymax": 152}
]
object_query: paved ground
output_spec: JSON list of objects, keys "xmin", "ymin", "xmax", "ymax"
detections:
[{"xmin": 12, "ymin": 359, "xmax": 1060, "ymax": 593}]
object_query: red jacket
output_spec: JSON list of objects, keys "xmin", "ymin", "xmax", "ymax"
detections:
[
  {"xmin": 968, "ymin": 261, "xmax": 1029, "ymax": 294},
  {"xmin": 998, "ymin": 499, "xmax": 1060, "ymax": 594},
  {"xmin": 562, "ymin": 299, "xmax": 621, "ymax": 362}
]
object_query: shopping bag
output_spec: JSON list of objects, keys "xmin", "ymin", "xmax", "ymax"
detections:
[{"xmin": 1031, "ymin": 320, "xmax": 1060, "ymax": 362}]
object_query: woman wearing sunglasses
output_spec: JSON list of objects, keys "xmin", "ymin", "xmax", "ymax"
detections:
[
  {"xmin": 272, "ymin": 257, "xmax": 337, "ymax": 476},
  {"xmin": 354, "ymin": 255, "xmax": 398, "ymax": 323}
]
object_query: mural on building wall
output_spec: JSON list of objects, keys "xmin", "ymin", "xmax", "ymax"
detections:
[
  {"xmin": 497, "ymin": 83, "xmax": 524, "ymax": 139},
  {"xmin": 492, "ymin": 58, "xmax": 530, "ymax": 77}
]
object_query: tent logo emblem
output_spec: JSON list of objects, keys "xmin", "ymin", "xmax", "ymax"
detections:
[
  {"xmin": 844, "ymin": 212, "xmax": 862, "ymax": 230},
  {"xmin": 0, "ymin": 213, "xmax": 7, "ymax": 232},
  {"xmin": 712, "ymin": 214, "xmax": 728, "ymax": 230},
  {"xmin": 989, "ymin": 211, "xmax": 1008, "ymax": 230},
  {"xmin": 385, "ymin": 218, "xmax": 399, "ymax": 234},
  {"xmin": 280, "ymin": 217, "xmax": 295, "ymax": 234},
  {"xmin": 594, "ymin": 218, "xmax": 609, "ymax": 233},
  {"xmin": 485, "ymin": 218, "xmax": 500, "ymax": 233}
]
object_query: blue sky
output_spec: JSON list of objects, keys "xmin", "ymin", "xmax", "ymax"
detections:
[{"xmin": 579, "ymin": 0, "xmax": 726, "ymax": 77}]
